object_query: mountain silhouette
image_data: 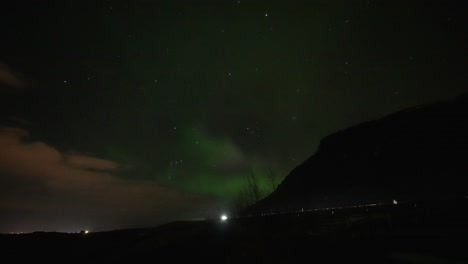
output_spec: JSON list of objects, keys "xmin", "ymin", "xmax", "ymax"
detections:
[{"xmin": 252, "ymin": 93, "xmax": 468, "ymax": 213}]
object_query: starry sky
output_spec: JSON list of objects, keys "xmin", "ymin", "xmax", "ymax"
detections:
[{"xmin": 0, "ymin": 0, "xmax": 466, "ymax": 233}]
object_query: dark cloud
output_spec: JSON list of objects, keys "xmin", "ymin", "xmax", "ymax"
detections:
[
  {"xmin": 0, "ymin": 126, "xmax": 218, "ymax": 232},
  {"xmin": 65, "ymin": 153, "xmax": 119, "ymax": 171},
  {"xmin": 0, "ymin": 63, "xmax": 27, "ymax": 88}
]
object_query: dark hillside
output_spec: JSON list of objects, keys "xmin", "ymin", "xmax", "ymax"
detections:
[{"xmin": 252, "ymin": 94, "xmax": 468, "ymax": 213}]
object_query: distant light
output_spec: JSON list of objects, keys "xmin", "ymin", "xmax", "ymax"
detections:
[
  {"xmin": 393, "ymin": 199, "xmax": 398, "ymax": 205},
  {"xmin": 220, "ymin": 215, "xmax": 228, "ymax": 221},
  {"xmin": 85, "ymin": 230, "xmax": 89, "ymax": 234}
]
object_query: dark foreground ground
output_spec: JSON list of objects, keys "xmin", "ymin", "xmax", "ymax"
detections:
[{"xmin": 1, "ymin": 198, "xmax": 467, "ymax": 263}]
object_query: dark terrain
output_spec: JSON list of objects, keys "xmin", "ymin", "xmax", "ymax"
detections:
[{"xmin": 1, "ymin": 198, "xmax": 467, "ymax": 263}]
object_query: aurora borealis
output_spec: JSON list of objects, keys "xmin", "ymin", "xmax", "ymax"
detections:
[{"xmin": 0, "ymin": 0, "xmax": 466, "ymax": 232}]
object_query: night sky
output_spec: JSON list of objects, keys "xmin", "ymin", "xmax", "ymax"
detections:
[{"xmin": 0, "ymin": 0, "xmax": 466, "ymax": 233}]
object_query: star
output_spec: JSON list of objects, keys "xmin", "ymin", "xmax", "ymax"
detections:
[{"xmin": 265, "ymin": 13, "xmax": 268, "ymax": 17}]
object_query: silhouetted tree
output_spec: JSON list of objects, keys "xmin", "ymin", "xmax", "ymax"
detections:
[
  {"xmin": 233, "ymin": 169, "xmax": 263, "ymax": 214},
  {"xmin": 267, "ymin": 168, "xmax": 279, "ymax": 192},
  {"xmin": 246, "ymin": 169, "xmax": 261, "ymax": 203}
]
